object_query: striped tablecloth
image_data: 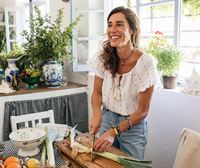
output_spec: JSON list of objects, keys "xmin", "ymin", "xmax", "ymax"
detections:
[{"xmin": 3, "ymin": 140, "xmax": 65, "ymax": 167}]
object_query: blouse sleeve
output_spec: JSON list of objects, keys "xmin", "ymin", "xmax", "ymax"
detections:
[
  {"xmin": 137, "ymin": 54, "xmax": 160, "ymax": 92},
  {"xmin": 88, "ymin": 51, "xmax": 105, "ymax": 79}
]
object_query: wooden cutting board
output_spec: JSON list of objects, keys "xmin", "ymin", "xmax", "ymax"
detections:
[{"xmin": 55, "ymin": 135, "xmax": 132, "ymax": 168}]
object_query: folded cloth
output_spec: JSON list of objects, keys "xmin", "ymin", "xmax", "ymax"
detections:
[{"xmin": 173, "ymin": 128, "xmax": 200, "ymax": 168}]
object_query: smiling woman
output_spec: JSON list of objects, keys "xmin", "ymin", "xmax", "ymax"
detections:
[{"xmin": 89, "ymin": 6, "xmax": 160, "ymax": 161}]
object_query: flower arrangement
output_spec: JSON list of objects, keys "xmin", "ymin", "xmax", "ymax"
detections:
[
  {"xmin": 20, "ymin": 68, "xmax": 41, "ymax": 78},
  {"xmin": 146, "ymin": 31, "xmax": 168, "ymax": 58}
]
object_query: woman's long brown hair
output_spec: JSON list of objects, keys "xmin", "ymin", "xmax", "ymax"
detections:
[{"xmin": 100, "ymin": 6, "xmax": 141, "ymax": 77}]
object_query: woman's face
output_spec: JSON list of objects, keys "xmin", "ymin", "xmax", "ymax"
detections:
[{"xmin": 107, "ymin": 12, "xmax": 132, "ymax": 48}]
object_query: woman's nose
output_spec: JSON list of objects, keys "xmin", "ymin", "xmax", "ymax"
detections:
[{"xmin": 108, "ymin": 25, "xmax": 117, "ymax": 33}]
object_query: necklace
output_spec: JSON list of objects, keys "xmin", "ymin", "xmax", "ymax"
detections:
[{"xmin": 120, "ymin": 49, "xmax": 134, "ymax": 66}]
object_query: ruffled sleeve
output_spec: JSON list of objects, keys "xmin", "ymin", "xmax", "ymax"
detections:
[
  {"xmin": 137, "ymin": 54, "xmax": 160, "ymax": 92},
  {"xmin": 88, "ymin": 51, "xmax": 105, "ymax": 79}
]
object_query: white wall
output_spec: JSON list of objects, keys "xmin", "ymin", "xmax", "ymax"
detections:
[{"xmin": 145, "ymin": 89, "xmax": 200, "ymax": 168}]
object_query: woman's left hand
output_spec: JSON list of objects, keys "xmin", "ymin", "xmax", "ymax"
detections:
[{"xmin": 94, "ymin": 128, "xmax": 115, "ymax": 152}]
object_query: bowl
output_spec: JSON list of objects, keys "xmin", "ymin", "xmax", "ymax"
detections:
[
  {"xmin": 9, "ymin": 128, "xmax": 46, "ymax": 157},
  {"xmin": 21, "ymin": 76, "xmax": 40, "ymax": 90}
]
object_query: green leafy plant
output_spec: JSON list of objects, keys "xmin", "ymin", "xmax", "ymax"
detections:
[
  {"xmin": 21, "ymin": 6, "xmax": 80, "ymax": 69},
  {"xmin": 155, "ymin": 45, "xmax": 183, "ymax": 76},
  {"xmin": 0, "ymin": 43, "xmax": 24, "ymax": 60},
  {"xmin": 0, "ymin": 43, "xmax": 24, "ymax": 70},
  {"xmin": 147, "ymin": 31, "xmax": 183, "ymax": 76},
  {"xmin": 183, "ymin": 0, "xmax": 200, "ymax": 16},
  {"xmin": 0, "ymin": 27, "xmax": 6, "ymax": 52}
]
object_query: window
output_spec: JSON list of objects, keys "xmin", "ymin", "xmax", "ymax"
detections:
[{"xmin": 114, "ymin": 0, "xmax": 200, "ymax": 86}]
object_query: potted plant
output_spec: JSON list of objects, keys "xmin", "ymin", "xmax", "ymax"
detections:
[
  {"xmin": 21, "ymin": 6, "xmax": 80, "ymax": 87},
  {"xmin": 155, "ymin": 45, "xmax": 183, "ymax": 89},
  {"xmin": 147, "ymin": 31, "xmax": 183, "ymax": 89}
]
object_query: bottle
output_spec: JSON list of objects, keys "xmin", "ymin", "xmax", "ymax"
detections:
[{"xmin": 0, "ymin": 140, "xmax": 4, "ymax": 164}]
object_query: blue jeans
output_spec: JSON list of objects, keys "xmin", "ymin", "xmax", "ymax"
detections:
[{"xmin": 100, "ymin": 105, "xmax": 148, "ymax": 160}]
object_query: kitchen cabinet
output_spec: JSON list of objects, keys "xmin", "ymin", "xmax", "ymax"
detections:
[{"xmin": 71, "ymin": 0, "xmax": 111, "ymax": 72}]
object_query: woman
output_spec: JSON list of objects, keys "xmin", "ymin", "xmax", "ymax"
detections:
[{"xmin": 89, "ymin": 6, "xmax": 159, "ymax": 160}]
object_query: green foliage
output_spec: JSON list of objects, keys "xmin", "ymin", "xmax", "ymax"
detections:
[
  {"xmin": 183, "ymin": 0, "xmax": 200, "ymax": 16},
  {"xmin": 0, "ymin": 43, "xmax": 24, "ymax": 60},
  {"xmin": 0, "ymin": 27, "xmax": 6, "ymax": 52},
  {"xmin": 21, "ymin": 6, "xmax": 80, "ymax": 69},
  {"xmin": 156, "ymin": 45, "xmax": 183, "ymax": 76}
]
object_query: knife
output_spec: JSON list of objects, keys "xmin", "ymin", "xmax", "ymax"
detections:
[{"xmin": 90, "ymin": 134, "xmax": 95, "ymax": 161}]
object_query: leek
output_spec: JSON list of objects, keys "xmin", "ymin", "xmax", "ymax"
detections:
[
  {"xmin": 69, "ymin": 126, "xmax": 152, "ymax": 168},
  {"xmin": 41, "ymin": 142, "xmax": 46, "ymax": 163},
  {"xmin": 45, "ymin": 127, "xmax": 58, "ymax": 168},
  {"xmin": 95, "ymin": 151, "xmax": 152, "ymax": 168}
]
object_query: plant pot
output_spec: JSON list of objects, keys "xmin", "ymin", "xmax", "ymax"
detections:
[
  {"xmin": 163, "ymin": 75, "xmax": 176, "ymax": 89},
  {"xmin": 42, "ymin": 61, "xmax": 63, "ymax": 87}
]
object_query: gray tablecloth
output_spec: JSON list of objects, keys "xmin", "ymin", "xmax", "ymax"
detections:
[{"xmin": 3, "ymin": 140, "xmax": 65, "ymax": 167}]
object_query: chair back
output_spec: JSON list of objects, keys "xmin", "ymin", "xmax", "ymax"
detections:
[
  {"xmin": 11, "ymin": 109, "xmax": 55, "ymax": 131},
  {"xmin": 173, "ymin": 128, "xmax": 200, "ymax": 168}
]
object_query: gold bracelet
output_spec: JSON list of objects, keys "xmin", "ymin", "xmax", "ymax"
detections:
[{"xmin": 112, "ymin": 126, "xmax": 120, "ymax": 136}]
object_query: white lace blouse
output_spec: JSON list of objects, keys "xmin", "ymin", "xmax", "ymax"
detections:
[{"xmin": 93, "ymin": 53, "xmax": 160, "ymax": 116}]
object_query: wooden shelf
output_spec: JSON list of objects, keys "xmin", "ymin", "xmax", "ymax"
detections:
[{"xmin": 0, "ymin": 81, "xmax": 87, "ymax": 97}]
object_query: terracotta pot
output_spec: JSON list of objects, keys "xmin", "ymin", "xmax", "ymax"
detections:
[{"xmin": 163, "ymin": 75, "xmax": 176, "ymax": 89}]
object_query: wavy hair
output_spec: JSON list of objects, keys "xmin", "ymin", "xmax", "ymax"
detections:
[{"xmin": 100, "ymin": 6, "xmax": 141, "ymax": 77}]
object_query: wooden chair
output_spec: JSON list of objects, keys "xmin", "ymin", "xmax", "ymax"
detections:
[{"xmin": 10, "ymin": 109, "xmax": 55, "ymax": 131}]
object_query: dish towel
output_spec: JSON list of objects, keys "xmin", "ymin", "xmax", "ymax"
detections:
[{"xmin": 173, "ymin": 128, "xmax": 200, "ymax": 168}]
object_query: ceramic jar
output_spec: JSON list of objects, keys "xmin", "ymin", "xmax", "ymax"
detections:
[
  {"xmin": 5, "ymin": 58, "xmax": 20, "ymax": 87},
  {"xmin": 42, "ymin": 61, "xmax": 63, "ymax": 87}
]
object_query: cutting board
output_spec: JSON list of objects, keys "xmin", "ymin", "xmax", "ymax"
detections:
[{"xmin": 55, "ymin": 135, "xmax": 132, "ymax": 168}]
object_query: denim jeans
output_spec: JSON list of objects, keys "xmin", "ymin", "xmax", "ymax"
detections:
[{"xmin": 99, "ymin": 105, "xmax": 148, "ymax": 160}]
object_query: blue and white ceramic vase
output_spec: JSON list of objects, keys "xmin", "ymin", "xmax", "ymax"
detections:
[
  {"xmin": 5, "ymin": 58, "xmax": 20, "ymax": 86},
  {"xmin": 42, "ymin": 60, "xmax": 63, "ymax": 87},
  {"xmin": 0, "ymin": 68, "xmax": 4, "ymax": 83}
]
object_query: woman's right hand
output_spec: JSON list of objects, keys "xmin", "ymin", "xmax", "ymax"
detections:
[{"xmin": 89, "ymin": 112, "xmax": 102, "ymax": 135}]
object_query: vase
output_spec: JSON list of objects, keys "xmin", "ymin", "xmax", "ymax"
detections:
[
  {"xmin": 0, "ymin": 68, "xmax": 4, "ymax": 83},
  {"xmin": 42, "ymin": 61, "xmax": 63, "ymax": 87},
  {"xmin": 21, "ymin": 76, "xmax": 40, "ymax": 90},
  {"xmin": 5, "ymin": 58, "xmax": 20, "ymax": 88}
]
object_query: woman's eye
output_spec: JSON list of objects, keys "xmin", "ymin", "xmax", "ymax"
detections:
[{"xmin": 116, "ymin": 23, "xmax": 123, "ymax": 27}]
